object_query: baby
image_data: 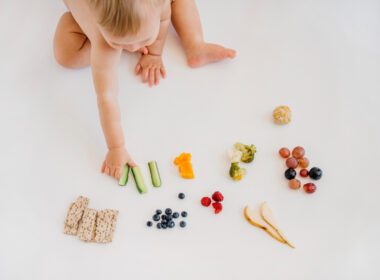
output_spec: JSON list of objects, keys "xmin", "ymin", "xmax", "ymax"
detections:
[{"xmin": 54, "ymin": 0, "xmax": 236, "ymax": 180}]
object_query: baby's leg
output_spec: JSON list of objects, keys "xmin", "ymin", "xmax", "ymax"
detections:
[
  {"xmin": 171, "ymin": 0, "xmax": 236, "ymax": 68},
  {"xmin": 53, "ymin": 12, "xmax": 90, "ymax": 69}
]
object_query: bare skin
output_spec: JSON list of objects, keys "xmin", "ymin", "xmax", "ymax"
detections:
[{"xmin": 54, "ymin": 0, "xmax": 236, "ymax": 180}]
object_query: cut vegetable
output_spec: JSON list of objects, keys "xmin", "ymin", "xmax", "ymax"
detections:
[
  {"xmin": 148, "ymin": 161, "xmax": 161, "ymax": 187},
  {"xmin": 118, "ymin": 165, "xmax": 130, "ymax": 186},
  {"xmin": 131, "ymin": 167, "xmax": 148, "ymax": 194}
]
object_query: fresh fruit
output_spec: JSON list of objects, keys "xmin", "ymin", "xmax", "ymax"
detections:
[
  {"xmin": 298, "ymin": 157, "xmax": 309, "ymax": 168},
  {"xmin": 174, "ymin": 153, "xmax": 195, "ymax": 179},
  {"xmin": 179, "ymin": 221, "xmax": 186, "ymax": 228},
  {"xmin": 212, "ymin": 202, "xmax": 223, "ymax": 214},
  {"xmin": 161, "ymin": 223, "xmax": 168, "ymax": 229},
  {"xmin": 309, "ymin": 167, "xmax": 323, "ymax": 180},
  {"xmin": 273, "ymin": 105, "xmax": 292, "ymax": 125},
  {"xmin": 300, "ymin": 169, "xmax": 309, "ymax": 177},
  {"xmin": 168, "ymin": 221, "xmax": 175, "ymax": 228},
  {"xmin": 260, "ymin": 202, "xmax": 294, "ymax": 248},
  {"xmin": 153, "ymin": 214, "xmax": 160, "ymax": 222},
  {"xmin": 303, "ymin": 183, "xmax": 317, "ymax": 193},
  {"xmin": 118, "ymin": 165, "xmax": 130, "ymax": 186},
  {"xmin": 181, "ymin": 211, "xmax": 188, "ymax": 218},
  {"xmin": 284, "ymin": 168, "xmax": 297, "ymax": 180},
  {"xmin": 131, "ymin": 166, "xmax": 148, "ymax": 194},
  {"xmin": 212, "ymin": 191, "xmax": 224, "ymax": 202},
  {"xmin": 173, "ymin": 212, "xmax": 179, "ymax": 219},
  {"xmin": 201, "ymin": 197, "xmax": 212, "ymax": 207},
  {"xmin": 286, "ymin": 157, "xmax": 298, "ymax": 169},
  {"xmin": 148, "ymin": 161, "xmax": 161, "ymax": 187},
  {"xmin": 157, "ymin": 223, "xmax": 162, "ymax": 229},
  {"xmin": 178, "ymin": 193, "xmax": 185, "ymax": 199},
  {"xmin": 244, "ymin": 206, "xmax": 293, "ymax": 248},
  {"xmin": 292, "ymin": 146, "xmax": 305, "ymax": 159},
  {"xmin": 288, "ymin": 179, "xmax": 301, "ymax": 190},
  {"xmin": 165, "ymin": 208, "xmax": 172, "ymax": 215},
  {"xmin": 279, "ymin": 148, "xmax": 290, "ymax": 158},
  {"xmin": 156, "ymin": 209, "xmax": 162, "ymax": 215},
  {"xmin": 147, "ymin": 221, "xmax": 153, "ymax": 227}
]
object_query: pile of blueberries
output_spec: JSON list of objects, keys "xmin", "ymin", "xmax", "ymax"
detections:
[{"xmin": 146, "ymin": 193, "xmax": 188, "ymax": 229}]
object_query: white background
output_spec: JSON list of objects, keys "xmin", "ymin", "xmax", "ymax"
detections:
[{"xmin": 0, "ymin": 0, "xmax": 379, "ymax": 279}]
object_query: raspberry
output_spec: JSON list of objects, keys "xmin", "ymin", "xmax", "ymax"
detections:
[
  {"xmin": 212, "ymin": 191, "xmax": 224, "ymax": 202},
  {"xmin": 212, "ymin": 202, "xmax": 223, "ymax": 214},
  {"xmin": 201, "ymin": 197, "xmax": 211, "ymax": 207}
]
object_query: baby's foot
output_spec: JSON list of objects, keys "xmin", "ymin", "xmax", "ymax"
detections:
[{"xmin": 186, "ymin": 43, "xmax": 236, "ymax": 68}]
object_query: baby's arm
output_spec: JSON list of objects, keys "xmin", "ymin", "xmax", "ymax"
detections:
[
  {"xmin": 135, "ymin": 7, "xmax": 171, "ymax": 86},
  {"xmin": 91, "ymin": 40, "xmax": 136, "ymax": 179}
]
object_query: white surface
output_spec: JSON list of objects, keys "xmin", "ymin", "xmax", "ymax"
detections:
[{"xmin": 0, "ymin": 0, "xmax": 379, "ymax": 279}]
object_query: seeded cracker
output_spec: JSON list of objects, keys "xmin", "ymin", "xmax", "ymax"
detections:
[
  {"xmin": 77, "ymin": 208, "xmax": 97, "ymax": 242},
  {"xmin": 63, "ymin": 196, "xmax": 89, "ymax": 235}
]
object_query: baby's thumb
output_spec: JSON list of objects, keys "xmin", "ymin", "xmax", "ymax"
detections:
[{"xmin": 139, "ymin": 47, "xmax": 148, "ymax": 55}]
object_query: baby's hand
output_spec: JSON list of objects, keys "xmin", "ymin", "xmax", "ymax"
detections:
[
  {"xmin": 135, "ymin": 54, "xmax": 166, "ymax": 86},
  {"xmin": 101, "ymin": 147, "xmax": 137, "ymax": 180}
]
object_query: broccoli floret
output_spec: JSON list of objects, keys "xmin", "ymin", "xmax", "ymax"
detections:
[
  {"xmin": 229, "ymin": 162, "xmax": 246, "ymax": 181},
  {"xmin": 234, "ymin": 142, "xmax": 256, "ymax": 163}
]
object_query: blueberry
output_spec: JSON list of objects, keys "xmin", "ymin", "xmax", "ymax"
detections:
[
  {"xmin": 173, "ymin": 212, "xmax": 179, "ymax": 219},
  {"xmin": 179, "ymin": 221, "xmax": 186, "ymax": 228},
  {"xmin": 181, "ymin": 211, "xmax": 188, "ymax": 218},
  {"xmin": 166, "ymin": 215, "xmax": 172, "ymax": 221},
  {"xmin": 168, "ymin": 221, "xmax": 175, "ymax": 228},
  {"xmin": 147, "ymin": 221, "xmax": 153, "ymax": 227},
  {"xmin": 161, "ymin": 223, "xmax": 168, "ymax": 229},
  {"xmin": 153, "ymin": 214, "xmax": 160, "ymax": 222},
  {"xmin": 161, "ymin": 214, "xmax": 167, "ymax": 220},
  {"xmin": 165, "ymin": 208, "xmax": 172, "ymax": 215},
  {"xmin": 157, "ymin": 223, "xmax": 162, "ymax": 229},
  {"xmin": 156, "ymin": 209, "xmax": 162, "ymax": 215},
  {"xmin": 309, "ymin": 167, "xmax": 323, "ymax": 180},
  {"xmin": 178, "ymin": 193, "xmax": 185, "ymax": 199},
  {"xmin": 284, "ymin": 168, "xmax": 297, "ymax": 180}
]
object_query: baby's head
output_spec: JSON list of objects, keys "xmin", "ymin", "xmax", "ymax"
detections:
[{"xmin": 89, "ymin": 0, "xmax": 163, "ymax": 52}]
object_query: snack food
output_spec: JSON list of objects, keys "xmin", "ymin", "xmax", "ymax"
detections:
[
  {"xmin": 94, "ymin": 209, "xmax": 119, "ymax": 243},
  {"xmin": 148, "ymin": 161, "xmax": 161, "ymax": 187},
  {"xmin": 273, "ymin": 105, "xmax": 292, "ymax": 125},
  {"xmin": 174, "ymin": 153, "xmax": 195, "ymax": 179},
  {"xmin": 77, "ymin": 208, "xmax": 97, "ymax": 242},
  {"xmin": 309, "ymin": 167, "xmax": 323, "ymax": 180},
  {"xmin": 132, "ymin": 166, "xmax": 148, "ymax": 194},
  {"xmin": 118, "ymin": 165, "xmax": 130, "ymax": 186},
  {"xmin": 229, "ymin": 162, "xmax": 246, "ymax": 181},
  {"xmin": 244, "ymin": 203, "xmax": 294, "ymax": 248},
  {"xmin": 64, "ymin": 196, "xmax": 89, "ymax": 235}
]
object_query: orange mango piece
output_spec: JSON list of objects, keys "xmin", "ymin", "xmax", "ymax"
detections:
[{"xmin": 174, "ymin": 153, "xmax": 195, "ymax": 179}]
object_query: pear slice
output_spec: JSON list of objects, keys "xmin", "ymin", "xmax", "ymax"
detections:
[
  {"xmin": 243, "ymin": 206, "xmax": 285, "ymax": 245},
  {"xmin": 260, "ymin": 202, "xmax": 295, "ymax": 248}
]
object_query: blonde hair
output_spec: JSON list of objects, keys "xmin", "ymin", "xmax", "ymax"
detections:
[{"xmin": 89, "ymin": 0, "xmax": 162, "ymax": 36}]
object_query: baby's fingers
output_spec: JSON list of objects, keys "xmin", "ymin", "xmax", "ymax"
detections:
[
  {"xmin": 135, "ymin": 63, "xmax": 142, "ymax": 75},
  {"xmin": 114, "ymin": 167, "xmax": 122, "ymax": 180},
  {"xmin": 160, "ymin": 67, "xmax": 166, "ymax": 79},
  {"xmin": 101, "ymin": 161, "xmax": 106, "ymax": 173},
  {"xmin": 155, "ymin": 68, "xmax": 160, "ymax": 85},
  {"xmin": 142, "ymin": 67, "xmax": 150, "ymax": 83},
  {"xmin": 104, "ymin": 166, "xmax": 111, "ymax": 176},
  {"xmin": 149, "ymin": 68, "xmax": 155, "ymax": 86}
]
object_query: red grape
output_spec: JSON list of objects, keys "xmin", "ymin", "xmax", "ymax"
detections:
[
  {"xmin": 292, "ymin": 146, "xmax": 305, "ymax": 159},
  {"xmin": 303, "ymin": 183, "xmax": 316, "ymax": 194},
  {"xmin": 286, "ymin": 157, "xmax": 298, "ymax": 169},
  {"xmin": 289, "ymin": 179, "xmax": 301, "ymax": 190},
  {"xmin": 279, "ymin": 147, "xmax": 290, "ymax": 158},
  {"xmin": 300, "ymin": 169, "xmax": 309, "ymax": 177},
  {"xmin": 298, "ymin": 157, "xmax": 309, "ymax": 168}
]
